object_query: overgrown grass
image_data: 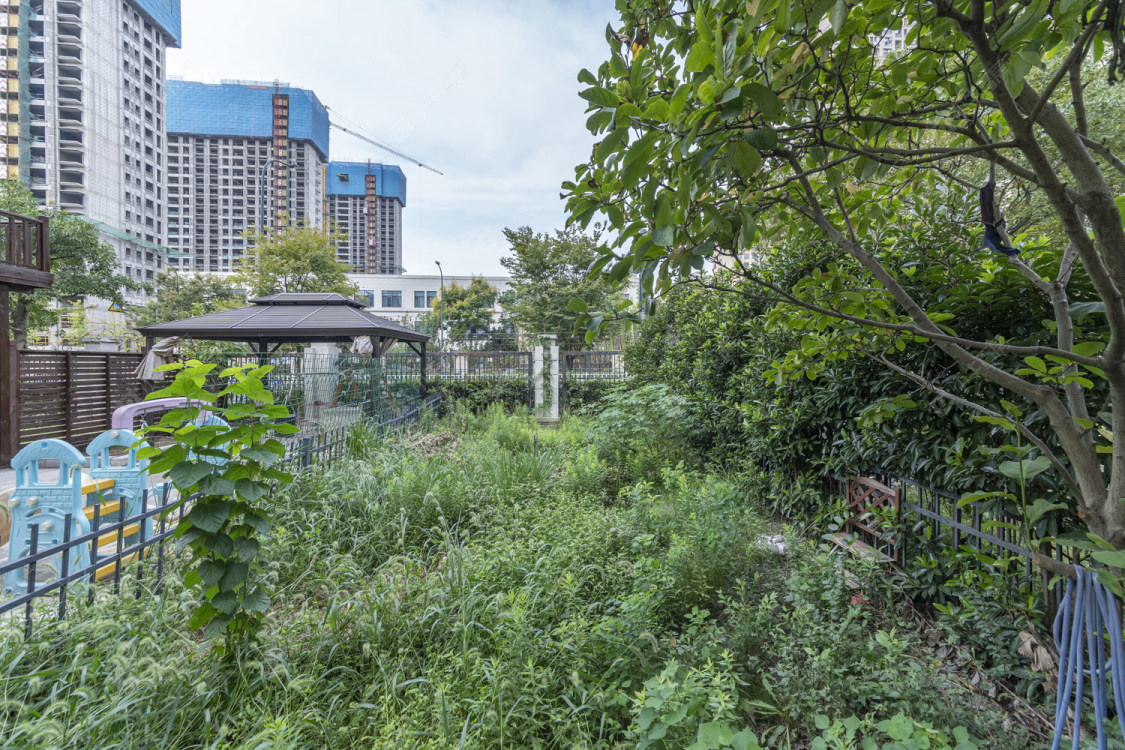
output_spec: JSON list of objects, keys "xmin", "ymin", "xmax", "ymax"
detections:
[{"xmin": 0, "ymin": 401, "xmax": 1036, "ymax": 748}]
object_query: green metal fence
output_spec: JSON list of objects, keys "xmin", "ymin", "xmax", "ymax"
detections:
[{"xmin": 209, "ymin": 352, "xmax": 424, "ymax": 438}]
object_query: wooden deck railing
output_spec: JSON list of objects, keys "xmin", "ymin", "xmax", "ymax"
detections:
[{"xmin": 0, "ymin": 210, "xmax": 51, "ymax": 290}]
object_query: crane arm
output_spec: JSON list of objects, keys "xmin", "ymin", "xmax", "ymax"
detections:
[{"xmin": 329, "ymin": 121, "xmax": 444, "ymax": 176}]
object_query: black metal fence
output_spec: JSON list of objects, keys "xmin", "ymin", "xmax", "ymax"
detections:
[
  {"xmin": 0, "ymin": 483, "xmax": 187, "ymax": 638},
  {"xmin": 829, "ymin": 470, "xmax": 1080, "ymax": 579},
  {"xmin": 1, "ymin": 393, "xmax": 443, "ymax": 638},
  {"xmin": 561, "ymin": 350, "xmax": 626, "ymax": 410}
]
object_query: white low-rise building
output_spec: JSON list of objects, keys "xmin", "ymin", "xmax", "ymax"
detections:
[{"xmin": 348, "ymin": 272, "xmax": 512, "ymax": 326}]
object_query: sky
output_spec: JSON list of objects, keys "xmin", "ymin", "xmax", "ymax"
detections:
[{"xmin": 167, "ymin": 0, "xmax": 620, "ymax": 277}]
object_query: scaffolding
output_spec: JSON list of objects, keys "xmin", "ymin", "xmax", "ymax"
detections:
[{"xmin": 272, "ymin": 88, "xmax": 290, "ymax": 230}]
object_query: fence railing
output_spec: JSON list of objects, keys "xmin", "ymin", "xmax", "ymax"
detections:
[
  {"xmin": 1, "ymin": 483, "xmax": 188, "ymax": 638},
  {"xmin": 830, "ymin": 470, "xmax": 1080, "ymax": 580},
  {"xmin": 0, "ymin": 209, "xmax": 51, "ymax": 286},
  {"xmin": 1, "ymin": 393, "xmax": 443, "ymax": 638}
]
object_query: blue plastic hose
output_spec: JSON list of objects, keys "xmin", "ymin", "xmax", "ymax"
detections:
[{"xmin": 1051, "ymin": 565, "xmax": 1125, "ymax": 750}]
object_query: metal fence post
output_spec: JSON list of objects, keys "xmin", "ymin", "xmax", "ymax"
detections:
[{"xmin": 301, "ymin": 436, "xmax": 313, "ymax": 468}]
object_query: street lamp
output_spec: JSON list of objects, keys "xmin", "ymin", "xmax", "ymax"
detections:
[{"xmin": 434, "ymin": 260, "xmax": 445, "ymax": 370}]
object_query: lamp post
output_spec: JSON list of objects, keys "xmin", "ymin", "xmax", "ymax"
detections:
[{"xmin": 435, "ymin": 260, "xmax": 444, "ymax": 373}]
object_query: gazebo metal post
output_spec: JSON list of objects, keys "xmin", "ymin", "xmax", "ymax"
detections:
[{"xmin": 420, "ymin": 341, "xmax": 427, "ymax": 398}]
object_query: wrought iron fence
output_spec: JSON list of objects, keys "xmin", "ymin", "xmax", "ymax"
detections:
[
  {"xmin": 1, "ymin": 482, "xmax": 187, "ymax": 638},
  {"xmin": 828, "ymin": 470, "xmax": 1080, "ymax": 579},
  {"xmin": 561, "ymin": 350, "xmax": 626, "ymax": 410},
  {"xmin": 1, "ymin": 393, "xmax": 443, "ymax": 638}
]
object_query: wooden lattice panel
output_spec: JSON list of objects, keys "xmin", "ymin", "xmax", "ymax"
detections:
[{"xmin": 844, "ymin": 476, "xmax": 901, "ymax": 562}]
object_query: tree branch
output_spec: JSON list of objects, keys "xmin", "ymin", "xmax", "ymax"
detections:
[{"xmin": 871, "ymin": 352, "xmax": 1083, "ymax": 501}]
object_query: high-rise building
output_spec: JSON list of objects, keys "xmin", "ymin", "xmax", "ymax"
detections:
[
  {"xmin": 165, "ymin": 79, "xmax": 329, "ymax": 273},
  {"xmin": 1, "ymin": 0, "xmax": 182, "ymax": 302},
  {"xmin": 326, "ymin": 161, "xmax": 405, "ymax": 274}
]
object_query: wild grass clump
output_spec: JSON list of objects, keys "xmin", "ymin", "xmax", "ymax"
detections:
[{"xmin": 0, "ymin": 394, "xmax": 1036, "ymax": 748}]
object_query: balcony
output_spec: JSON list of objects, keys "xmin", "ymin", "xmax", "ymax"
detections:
[{"xmin": 0, "ymin": 210, "xmax": 52, "ymax": 290}]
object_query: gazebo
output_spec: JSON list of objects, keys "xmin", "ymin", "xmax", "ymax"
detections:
[{"xmin": 136, "ymin": 292, "xmax": 430, "ymax": 393}]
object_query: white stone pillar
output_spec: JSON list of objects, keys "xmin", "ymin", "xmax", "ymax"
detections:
[{"xmin": 532, "ymin": 335, "xmax": 559, "ymax": 424}]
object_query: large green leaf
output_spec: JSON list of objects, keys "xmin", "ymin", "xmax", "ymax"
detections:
[
  {"xmin": 170, "ymin": 461, "xmax": 215, "ymax": 490},
  {"xmin": 998, "ymin": 456, "xmax": 1052, "ymax": 481},
  {"xmin": 187, "ymin": 500, "xmax": 231, "ymax": 534}
]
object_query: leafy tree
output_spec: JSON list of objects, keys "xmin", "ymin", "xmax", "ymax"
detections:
[
  {"xmin": 500, "ymin": 226, "xmax": 624, "ymax": 349},
  {"xmin": 233, "ymin": 222, "xmax": 357, "ymax": 299},
  {"xmin": 565, "ymin": 1, "xmax": 1125, "ymax": 554},
  {"xmin": 131, "ymin": 271, "xmax": 245, "ymax": 328},
  {"xmin": 420, "ymin": 276, "xmax": 500, "ymax": 346},
  {"xmin": 0, "ymin": 181, "xmax": 137, "ymax": 348}
]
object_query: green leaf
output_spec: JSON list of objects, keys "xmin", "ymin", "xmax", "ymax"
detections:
[
  {"xmin": 696, "ymin": 721, "xmax": 733, "ymax": 747},
  {"xmin": 731, "ymin": 729, "xmax": 762, "ymax": 750},
  {"xmin": 170, "ymin": 461, "xmax": 215, "ymax": 490},
  {"xmin": 243, "ymin": 587, "xmax": 269, "ymax": 614},
  {"xmin": 1091, "ymin": 548, "xmax": 1125, "ymax": 569},
  {"xmin": 730, "ymin": 141, "xmax": 763, "ymax": 178},
  {"xmin": 685, "ymin": 42, "xmax": 714, "ymax": 73},
  {"xmin": 219, "ymin": 561, "xmax": 250, "ymax": 593},
  {"xmin": 211, "ymin": 590, "xmax": 239, "ymax": 614},
  {"xmin": 1026, "ymin": 498, "xmax": 1066, "ymax": 525},
  {"xmin": 197, "ymin": 560, "xmax": 226, "ymax": 588},
  {"xmin": 567, "ymin": 298, "xmax": 589, "ymax": 313},
  {"xmin": 743, "ymin": 83, "xmax": 782, "ymax": 120},
  {"xmin": 234, "ymin": 478, "xmax": 270, "ymax": 502},
  {"xmin": 998, "ymin": 455, "xmax": 1052, "ymax": 481},
  {"xmin": 240, "ymin": 448, "xmax": 280, "ymax": 466},
  {"xmin": 652, "ymin": 225, "xmax": 675, "ymax": 247},
  {"xmin": 579, "ymin": 87, "xmax": 620, "ymax": 108},
  {"xmin": 187, "ymin": 500, "xmax": 231, "ymax": 534},
  {"xmin": 744, "ymin": 128, "xmax": 778, "ymax": 151},
  {"xmin": 187, "ymin": 602, "xmax": 217, "ymax": 630},
  {"xmin": 232, "ymin": 537, "xmax": 261, "ymax": 561},
  {"xmin": 830, "ymin": 0, "xmax": 848, "ymax": 33}
]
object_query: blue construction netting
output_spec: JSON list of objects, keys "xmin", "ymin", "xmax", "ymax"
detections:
[
  {"xmin": 167, "ymin": 80, "xmax": 330, "ymax": 158},
  {"xmin": 327, "ymin": 161, "xmax": 408, "ymax": 206},
  {"xmin": 131, "ymin": 0, "xmax": 182, "ymax": 48}
]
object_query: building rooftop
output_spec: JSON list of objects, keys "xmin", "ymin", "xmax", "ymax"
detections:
[
  {"xmin": 167, "ymin": 80, "xmax": 330, "ymax": 158},
  {"xmin": 327, "ymin": 162, "xmax": 408, "ymax": 206},
  {"xmin": 132, "ymin": 0, "xmax": 182, "ymax": 48}
]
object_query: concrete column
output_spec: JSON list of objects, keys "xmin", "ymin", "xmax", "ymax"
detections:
[{"xmin": 532, "ymin": 335, "xmax": 559, "ymax": 424}]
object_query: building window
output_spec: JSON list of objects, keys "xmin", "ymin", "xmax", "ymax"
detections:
[
  {"xmin": 381, "ymin": 290, "xmax": 402, "ymax": 308},
  {"xmin": 414, "ymin": 291, "xmax": 427, "ymax": 308},
  {"xmin": 427, "ymin": 291, "xmax": 438, "ymax": 306},
  {"xmin": 359, "ymin": 290, "xmax": 374, "ymax": 307}
]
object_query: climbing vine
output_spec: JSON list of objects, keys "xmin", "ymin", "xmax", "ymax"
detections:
[{"xmin": 138, "ymin": 361, "xmax": 297, "ymax": 644}]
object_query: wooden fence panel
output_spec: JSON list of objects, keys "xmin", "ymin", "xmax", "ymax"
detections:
[{"xmin": 16, "ymin": 350, "xmax": 144, "ymax": 449}]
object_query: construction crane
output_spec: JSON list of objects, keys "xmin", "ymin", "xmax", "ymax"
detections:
[{"xmin": 328, "ymin": 118, "xmax": 444, "ymax": 176}]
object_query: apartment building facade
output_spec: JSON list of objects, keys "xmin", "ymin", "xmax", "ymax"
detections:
[
  {"xmin": 165, "ymin": 79, "xmax": 329, "ymax": 273},
  {"xmin": 0, "ymin": 0, "xmax": 181, "ymax": 302},
  {"xmin": 327, "ymin": 161, "xmax": 405, "ymax": 274}
]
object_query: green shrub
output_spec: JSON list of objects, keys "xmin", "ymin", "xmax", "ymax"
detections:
[
  {"xmin": 564, "ymin": 378, "xmax": 614, "ymax": 411},
  {"xmin": 587, "ymin": 383, "xmax": 700, "ymax": 484},
  {"xmin": 429, "ymin": 376, "xmax": 531, "ymax": 413}
]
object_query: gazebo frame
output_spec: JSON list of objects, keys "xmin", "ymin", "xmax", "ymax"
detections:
[{"xmin": 136, "ymin": 292, "xmax": 431, "ymax": 394}]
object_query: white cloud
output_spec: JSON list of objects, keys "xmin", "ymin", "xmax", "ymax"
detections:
[{"xmin": 167, "ymin": 0, "xmax": 618, "ymax": 275}]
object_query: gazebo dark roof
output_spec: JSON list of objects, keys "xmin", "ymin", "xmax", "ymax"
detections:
[{"xmin": 136, "ymin": 292, "xmax": 429, "ymax": 345}]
